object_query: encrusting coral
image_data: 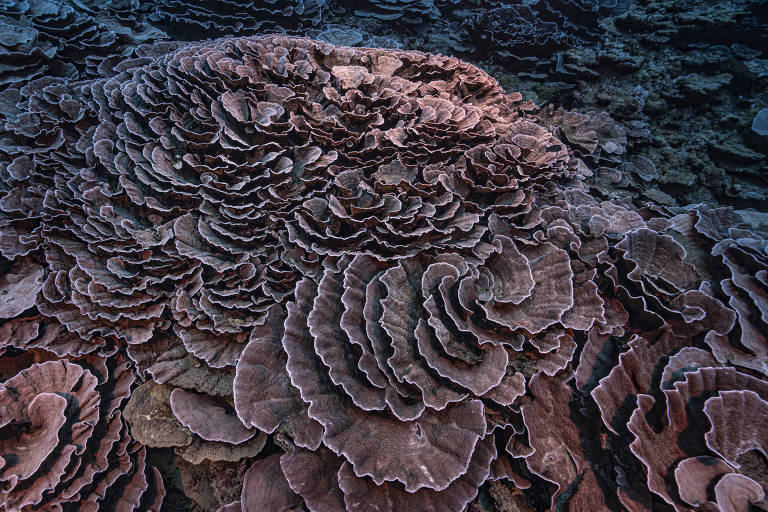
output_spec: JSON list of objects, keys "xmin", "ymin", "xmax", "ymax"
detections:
[{"xmin": 0, "ymin": 34, "xmax": 767, "ymax": 511}]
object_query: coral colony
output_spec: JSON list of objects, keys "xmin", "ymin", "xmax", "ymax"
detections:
[{"xmin": 1, "ymin": 1, "xmax": 767, "ymax": 512}]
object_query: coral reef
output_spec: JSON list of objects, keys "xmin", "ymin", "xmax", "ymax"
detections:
[
  {"xmin": 145, "ymin": 0, "xmax": 326, "ymax": 40},
  {"xmin": 0, "ymin": 5, "xmax": 767, "ymax": 510},
  {"xmin": 462, "ymin": 0, "xmax": 601, "ymax": 60},
  {"xmin": 362, "ymin": 0, "xmax": 767, "ymax": 209},
  {"xmin": 0, "ymin": 355, "xmax": 165, "ymax": 511},
  {"xmin": 0, "ymin": 0, "xmax": 162, "ymax": 86},
  {"xmin": 346, "ymin": 0, "xmax": 438, "ymax": 25}
]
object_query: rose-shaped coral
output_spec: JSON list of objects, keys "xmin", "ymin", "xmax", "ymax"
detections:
[
  {"xmin": 0, "ymin": 357, "xmax": 164, "ymax": 512},
  {"xmin": 1, "ymin": 33, "xmax": 767, "ymax": 512},
  {"xmin": 345, "ymin": 0, "xmax": 439, "ymax": 25},
  {"xmin": 0, "ymin": 0, "xmax": 161, "ymax": 88},
  {"xmin": 147, "ymin": 0, "xmax": 326, "ymax": 40},
  {"xmin": 0, "ymin": 35, "xmax": 577, "ymax": 365}
]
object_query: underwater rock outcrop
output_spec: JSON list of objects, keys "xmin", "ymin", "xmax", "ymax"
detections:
[{"xmin": 1, "ymin": 34, "xmax": 767, "ymax": 511}]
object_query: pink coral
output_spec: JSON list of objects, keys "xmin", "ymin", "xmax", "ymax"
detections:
[
  {"xmin": 0, "ymin": 357, "xmax": 164, "ymax": 512},
  {"xmin": 0, "ymin": 34, "xmax": 766, "ymax": 512}
]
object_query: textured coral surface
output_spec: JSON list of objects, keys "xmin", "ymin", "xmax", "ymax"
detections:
[{"xmin": 0, "ymin": 16, "xmax": 767, "ymax": 512}]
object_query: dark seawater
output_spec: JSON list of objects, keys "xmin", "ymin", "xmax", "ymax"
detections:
[{"xmin": 0, "ymin": 1, "xmax": 767, "ymax": 511}]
